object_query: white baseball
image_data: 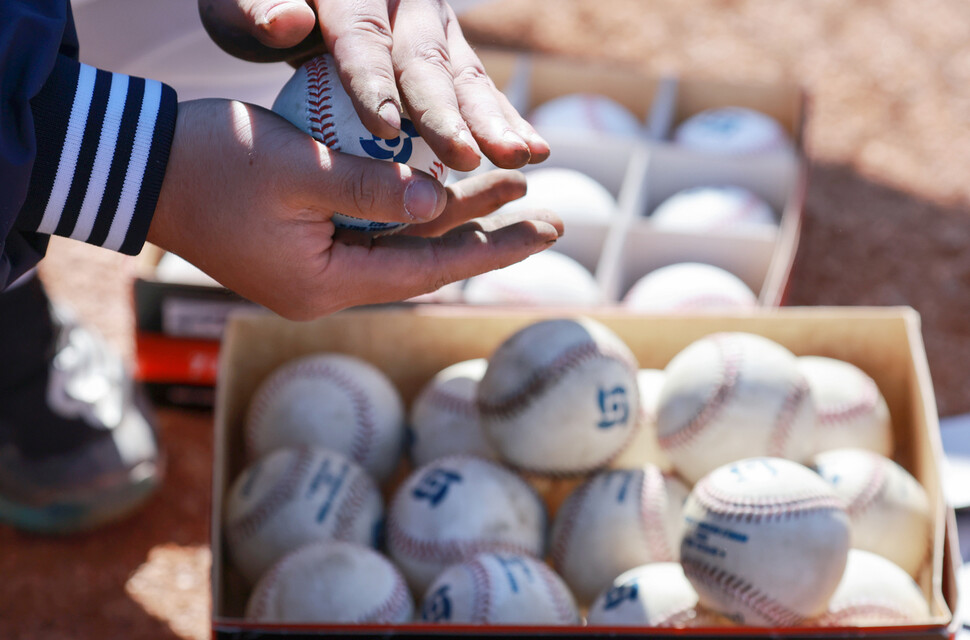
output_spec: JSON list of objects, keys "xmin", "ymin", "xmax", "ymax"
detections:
[
  {"xmin": 155, "ymin": 252, "xmax": 220, "ymax": 287},
  {"xmin": 798, "ymin": 356, "xmax": 893, "ymax": 457},
  {"xmin": 680, "ymin": 457, "xmax": 850, "ymax": 626},
  {"xmin": 462, "ymin": 250, "xmax": 602, "ymax": 307},
  {"xmin": 527, "ymin": 93, "xmax": 642, "ymax": 138},
  {"xmin": 649, "ymin": 186, "xmax": 777, "ymax": 235},
  {"xmin": 622, "ymin": 262, "xmax": 758, "ymax": 312},
  {"xmin": 223, "ymin": 446, "xmax": 383, "ymax": 584},
  {"xmin": 549, "ymin": 465, "xmax": 689, "ymax": 605},
  {"xmin": 408, "ymin": 358, "xmax": 497, "ymax": 467},
  {"xmin": 656, "ymin": 332, "xmax": 815, "ymax": 485},
  {"xmin": 245, "ymin": 353, "xmax": 405, "ymax": 483},
  {"xmin": 245, "ymin": 540, "xmax": 413, "ymax": 623},
  {"xmin": 386, "ymin": 455, "xmax": 547, "ymax": 593},
  {"xmin": 610, "ymin": 369, "xmax": 669, "ymax": 470},
  {"xmin": 674, "ymin": 107, "xmax": 791, "ymax": 155},
  {"xmin": 815, "ymin": 549, "xmax": 931, "ymax": 626},
  {"xmin": 495, "ymin": 167, "xmax": 618, "ymax": 224},
  {"xmin": 587, "ymin": 562, "xmax": 719, "ymax": 628},
  {"xmin": 419, "ymin": 553, "xmax": 579, "ymax": 625},
  {"xmin": 272, "ymin": 53, "xmax": 447, "ymax": 234},
  {"xmin": 812, "ymin": 448, "xmax": 932, "ymax": 577},
  {"xmin": 477, "ymin": 317, "xmax": 640, "ymax": 474}
]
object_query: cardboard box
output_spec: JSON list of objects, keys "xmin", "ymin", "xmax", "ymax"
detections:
[
  {"xmin": 451, "ymin": 48, "xmax": 807, "ymax": 307},
  {"xmin": 210, "ymin": 306, "xmax": 958, "ymax": 638}
]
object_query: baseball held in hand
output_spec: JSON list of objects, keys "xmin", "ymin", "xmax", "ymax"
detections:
[{"xmin": 272, "ymin": 54, "xmax": 448, "ymax": 234}]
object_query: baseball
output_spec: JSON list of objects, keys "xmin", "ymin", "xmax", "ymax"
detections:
[
  {"xmin": 680, "ymin": 457, "xmax": 851, "ymax": 626},
  {"xmin": 420, "ymin": 553, "xmax": 579, "ymax": 625},
  {"xmin": 587, "ymin": 562, "xmax": 721, "ymax": 628},
  {"xmin": 386, "ymin": 455, "xmax": 547, "ymax": 593},
  {"xmin": 673, "ymin": 107, "xmax": 791, "ymax": 155},
  {"xmin": 245, "ymin": 540, "xmax": 413, "ymax": 623},
  {"xmin": 812, "ymin": 448, "xmax": 932, "ymax": 577},
  {"xmin": 610, "ymin": 369, "xmax": 670, "ymax": 470},
  {"xmin": 223, "ymin": 446, "xmax": 383, "ymax": 584},
  {"xmin": 798, "ymin": 356, "xmax": 893, "ymax": 457},
  {"xmin": 155, "ymin": 252, "xmax": 220, "ymax": 287},
  {"xmin": 245, "ymin": 353, "xmax": 405, "ymax": 483},
  {"xmin": 477, "ymin": 317, "xmax": 640, "ymax": 474},
  {"xmin": 815, "ymin": 549, "xmax": 931, "ymax": 626},
  {"xmin": 527, "ymin": 93, "xmax": 643, "ymax": 138},
  {"xmin": 462, "ymin": 250, "xmax": 602, "ymax": 307},
  {"xmin": 648, "ymin": 186, "xmax": 777, "ymax": 235},
  {"xmin": 622, "ymin": 262, "xmax": 758, "ymax": 312},
  {"xmin": 549, "ymin": 465, "xmax": 689, "ymax": 605},
  {"xmin": 656, "ymin": 332, "xmax": 815, "ymax": 485},
  {"xmin": 495, "ymin": 167, "xmax": 618, "ymax": 225},
  {"xmin": 273, "ymin": 53, "xmax": 447, "ymax": 234},
  {"xmin": 408, "ymin": 358, "xmax": 498, "ymax": 467}
]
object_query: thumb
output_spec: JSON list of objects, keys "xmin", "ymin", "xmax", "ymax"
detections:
[{"xmin": 249, "ymin": 0, "xmax": 317, "ymax": 48}]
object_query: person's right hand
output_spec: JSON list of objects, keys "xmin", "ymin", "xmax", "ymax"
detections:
[{"xmin": 148, "ymin": 98, "xmax": 562, "ymax": 320}]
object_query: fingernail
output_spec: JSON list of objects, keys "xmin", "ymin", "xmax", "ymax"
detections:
[
  {"xmin": 459, "ymin": 128, "xmax": 481, "ymax": 154},
  {"xmin": 379, "ymin": 102, "xmax": 401, "ymax": 131},
  {"xmin": 503, "ymin": 129, "xmax": 528, "ymax": 148},
  {"xmin": 259, "ymin": 3, "xmax": 293, "ymax": 25},
  {"xmin": 404, "ymin": 180, "xmax": 439, "ymax": 221}
]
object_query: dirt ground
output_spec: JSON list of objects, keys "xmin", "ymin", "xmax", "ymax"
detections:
[{"xmin": 4, "ymin": 1, "xmax": 970, "ymax": 638}]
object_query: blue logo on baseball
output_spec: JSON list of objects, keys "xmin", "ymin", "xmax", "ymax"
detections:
[{"xmin": 359, "ymin": 118, "xmax": 419, "ymax": 163}]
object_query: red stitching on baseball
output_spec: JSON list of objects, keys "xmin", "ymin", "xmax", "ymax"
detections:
[
  {"xmin": 478, "ymin": 341, "xmax": 638, "ymax": 421},
  {"xmin": 641, "ymin": 466, "xmax": 675, "ymax": 561},
  {"xmin": 304, "ymin": 56, "xmax": 341, "ymax": 151},
  {"xmin": 549, "ymin": 479, "xmax": 591, "ymax": 570},
  {"xmin": 842, "ymin": 452, "xmax": 887, "ymax": 517},
  {"xmin": 332, "ymin": 469, "xmax": 373, "ymax": 541},
  {"xmin": 816, "ymin": 377, "xmax": 880, "ymax": 427},
  {"xmin": 386, "ymin": 517, "xmax": 538, "ymax": 564},
  {"xmin": 681, "ymin": 557, "xmax": 806, "ymax": 627},
  {"xmin": 246, "ymin": 360, "xmax": 377, "ymax": 471},
  {"xmin": 818, "ymin": 601, "xmax": 915, "ymax": 626},
  {"xmin": 464, "ymin": 557, "xmax": 492, "ymax": 623},
  {"xmin": 658, "ymin": 333, "xmax": 742, "ymax": 450},
  {"xmin": 654, "ymin": 606, "xmax": 701, "ymax": 627},
  {"xmin": 693, "ymin": 477, "xmax": 846, "ymax": 523},
  {"xmin": 422, "ymin": 385, "xmax": 478, "ymax": 420},
  {"xmin": 767, "ymin": 377, "xmax": 810, "ymax": 457},
  {"xmin": 227, "ymin": 448, "xmax": 315, "ymax": 543},
  {"xmin": 534, "ymin": 558, "xmax": 577, "ymax": 623},
  {"xmin": 357, "ymin": 565, "xmax": 411, "ymax": 623}
]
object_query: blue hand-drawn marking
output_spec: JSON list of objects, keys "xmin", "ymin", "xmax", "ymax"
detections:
[
  {"xmin": 422, "ymin": 585, "xmax": 452, "ymax": 621},
  {"xmin": 359, "ymin": 118, "xmax": 419, "ymax": 162},
  {"xmin": 496, "ymin": 556, "xmax": 533, "ymax": 593},
  {"xmin": 306, "ymin": 457, "xmax": 350, "ymax": 523},
  {"xmin": 596, "ymin": 386, "xmax": 630, "ymax": 429},
  {"xmin": 412, "ymin": 467, "xmax": 463, "ymax": 507},
  {"xmin": 603, "ymin": 582, "xmax": 639, "ymax": 610},
  {"xmin": 608, "ymin": 470, "xmax": 635, "ymax": 503}
]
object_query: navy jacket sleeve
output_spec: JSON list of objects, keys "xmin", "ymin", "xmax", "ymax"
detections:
[{"xmin": 0, "ymin": 0, "xmax": 177, "ymax": 289}]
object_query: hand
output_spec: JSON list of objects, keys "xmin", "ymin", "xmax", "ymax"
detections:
[
  {"xmin": 198, "ymin": 0, "xmax": 550, "ymax": 172},
  {"xmin": 148, "ymin": 99, "xmax": 562, "ymax": 320}
]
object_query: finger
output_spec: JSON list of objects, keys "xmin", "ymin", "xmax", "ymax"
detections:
[
  {"xmin": 392, "ymin": 1, "xmax": 482, "ymax": 172},
  {"xmin": 320, "ymin": 218, "xmax": 561, "ymax": 310},
  {"xmin": 444, "ymin": 16, "xmax": 546, "ymax": 169},
  {"xmin": 276, "ymin": 121, "xmax": 448, "ymax": 223},
  {"xmin": 400, "ymin": 169, "xmax": 527, "ymax": 237},
  {"xmin": 198, "ymin": 0, "xmax": 317, "ymax": 60},
  {"xmin": 449, "ymin": 207, "xmax": 564, "ymax": 237},
  {"xmin": 314, "ymin": 0, "xmax": 401, "ymax": 139}
]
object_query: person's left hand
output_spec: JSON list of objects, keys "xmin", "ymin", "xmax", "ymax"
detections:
[{"xmin": 198, "ymin": 0, "xmax": 550, "ymax": 172}]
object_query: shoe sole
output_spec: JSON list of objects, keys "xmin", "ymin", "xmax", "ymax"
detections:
[{"xmin": 0, "ymin": 472, "xmax": 161, "ymax": 535}]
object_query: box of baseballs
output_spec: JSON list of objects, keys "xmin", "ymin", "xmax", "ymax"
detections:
[
  {"xmin": 209, "ymin": 305, "xmax": 959, "ymax": 639},
  {"xmin": 413, "ymin": 48, "xmax": 806, "ymax": 310}
]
